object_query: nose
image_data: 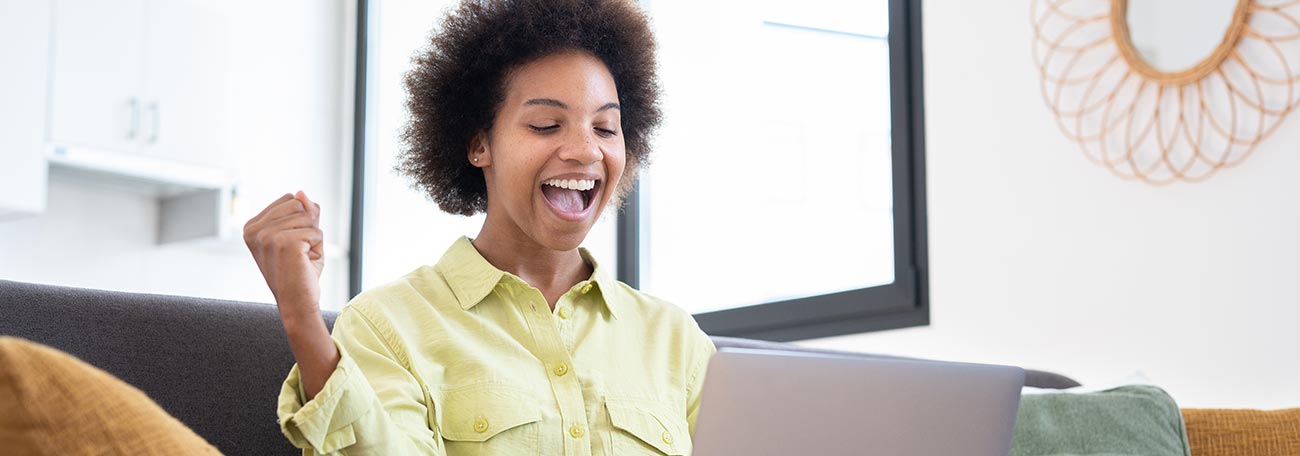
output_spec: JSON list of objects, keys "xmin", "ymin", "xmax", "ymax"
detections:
[{"xmin": 557, "ymin": 127, "xmax": 602, "ymax": 165}]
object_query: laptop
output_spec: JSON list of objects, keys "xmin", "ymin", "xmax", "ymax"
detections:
[{"xmin": 690, "ymin": 348, "xmax": 1025, "ymax": 456}]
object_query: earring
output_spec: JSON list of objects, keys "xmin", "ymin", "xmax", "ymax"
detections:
[{"xmin": 473, "ymin": 157, "xmax": 479, "ymax": 163}]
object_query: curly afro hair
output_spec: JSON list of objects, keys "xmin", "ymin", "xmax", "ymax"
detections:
[{"xmin": 398, "ymin": 0, "xmax": 663, "ymax": 216}]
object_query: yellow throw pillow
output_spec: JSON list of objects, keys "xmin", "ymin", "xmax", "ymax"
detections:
[
  {"xmin": 0, "ymin": 336, "xmax": 220, "ymax": 455},
  {"xmin": 1182, "ymin": 408, "xmax": 1300, "ymax": 456}
]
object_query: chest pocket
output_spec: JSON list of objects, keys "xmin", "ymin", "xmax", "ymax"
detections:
[
  {"xmin": 606, "ymin": 398, "xmax": 690, "ymax": 455},
  {"xmin": 435, "ymin": 384, "xmax": 542, "ymax": 454}
]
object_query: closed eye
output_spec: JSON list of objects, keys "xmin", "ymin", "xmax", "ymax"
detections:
[
  {"xmin": 528, "ymin": 124, "xmax": 560, "ymax": 133},
  {"xmin": 595, "ymin": 127, "xmax": 618, "ymax": 137}
]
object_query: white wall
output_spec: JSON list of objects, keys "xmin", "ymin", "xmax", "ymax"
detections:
[
  {"xmin": 0, "ymin": 0, "xmax": 353, "ymax": 309},
  {"xmin": 797, "ymin": 0, "xmax": 1300, "ymax": 409}
]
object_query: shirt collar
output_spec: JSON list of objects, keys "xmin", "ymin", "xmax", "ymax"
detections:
[{"xmin": 433, "ymin": 236, "xmax": 623, "ymax": 319}]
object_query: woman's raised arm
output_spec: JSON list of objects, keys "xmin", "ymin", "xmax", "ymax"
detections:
[
  {"xmin": 242, "ymin": 191, "xmax": 336, "ymax": 399},
  {"xmin": 244, "ymin": 192, "xmax": 443, "ymax": 455}
]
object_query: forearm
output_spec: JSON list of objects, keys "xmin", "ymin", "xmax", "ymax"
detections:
[{"xmin": 280, "ymin": 305, "xmax": 339, "ymax": 401}]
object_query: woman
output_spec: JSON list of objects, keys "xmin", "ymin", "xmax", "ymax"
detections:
[{"xmin": 242, "ymin": 0, "xmax": 715, "ymax": 454}]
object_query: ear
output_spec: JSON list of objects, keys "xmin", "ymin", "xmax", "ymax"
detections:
[{"xmin": 467, "ymin": 130, "xmax": 491, "ymax": 167}]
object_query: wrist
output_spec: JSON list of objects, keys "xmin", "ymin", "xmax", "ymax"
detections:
[
  {"xmin": 279, "ymin": 306, "xmax": 325, "ymax": 334},
  {"xmin": 274, "ymin": 289, "xmax": 319, "ymax": 312}
]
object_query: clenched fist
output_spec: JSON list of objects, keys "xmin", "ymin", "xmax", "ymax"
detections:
[{"xmin": 244, "ymin": 191, "xmax": 325, "ymax": 320}]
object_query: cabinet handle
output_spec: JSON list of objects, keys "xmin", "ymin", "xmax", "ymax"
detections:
[
  {"xmin": 147, "ymin": 101, "xmax": 160, "ymax": 144},
  {"xmin": 127, "ymin": 97, "xmax": 140, "ymax": 140}
]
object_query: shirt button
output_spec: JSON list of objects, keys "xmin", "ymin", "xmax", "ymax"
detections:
[
  {"xmin": 580, "ymin": 283, "xmax": 593, "ymax": 294},
  {"xmin": 557, "ymin": 306, "xmax": 571, "ymax": 319},
  {"xmin": 553, "ymin": 363, "xmax": 569, "ymax": 376},
  {"xmin": 662, "ymin": 431, "xmax": 674, "ymax": 445},
  {"xmin": 473, "ymin": 416, "xmax": 489, "ymax": 433},
  {"xmin": 569, "ymin": 424, "xmax": 585, "ymax": 438}
]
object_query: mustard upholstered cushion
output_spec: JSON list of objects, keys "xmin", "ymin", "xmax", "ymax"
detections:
[
  {"xmin": 1182, "ymin": 408, "xmax": 1300, "ymax": 456},
  {"xmin": 0, "ymin": 336, "xmax": 220, "ymax": 455}
]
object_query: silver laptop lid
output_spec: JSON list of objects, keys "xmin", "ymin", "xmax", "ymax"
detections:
[{"xmin": 691, "ymin": 348, "xmax": 1025, "ymax": 456}]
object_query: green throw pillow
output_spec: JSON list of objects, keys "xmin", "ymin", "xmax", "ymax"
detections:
[{"xmin": 1011, "ymin": 384, "xmax": 1191, "ymax": 456}]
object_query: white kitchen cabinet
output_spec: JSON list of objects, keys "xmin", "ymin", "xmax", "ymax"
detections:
[
  {"xmin": 47, "ymin": 0, "xmax": 230, "ymax": 173},
  {"xmin": 0, "ymin": 0, "xmax": 54, "ymax": 219},
  {"xmin": 48, "ymin": 0, "xmax": 147, "ymax": 155},
  {"xmin": 139, "ymin": 0, "xmax": 231, "ymax": 171}
]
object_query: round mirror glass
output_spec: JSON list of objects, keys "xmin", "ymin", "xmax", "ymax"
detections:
[{"xmin": 1125, "ymin": 0, "xmax": 1238, "ymax": 73}]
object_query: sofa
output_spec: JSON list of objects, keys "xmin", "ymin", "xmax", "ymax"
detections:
[{"xmin": 0, "ymin": 279, "xmax": 1084, "ymax": 455}]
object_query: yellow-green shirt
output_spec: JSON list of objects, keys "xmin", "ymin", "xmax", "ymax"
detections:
[{"xmin": 277, "ymin": 236, "xmax": 717, "ymax": 455}]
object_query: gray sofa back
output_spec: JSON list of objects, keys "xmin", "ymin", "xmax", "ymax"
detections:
[
  {"xmin": 0, "ymin": 279, "xmax": 1077, "ymax": 455},
  {"xmin": 1, "ymin": 279, "xmax": 312, "ymax": 455}
]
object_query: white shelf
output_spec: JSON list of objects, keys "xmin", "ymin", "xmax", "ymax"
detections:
[
  {"xmin": 47, "ymin": 143, "xmax": 231, "ymax": 195},
  {"xmin": 46, "ymin": 143, "xmax": 235, "ymax": 244}
]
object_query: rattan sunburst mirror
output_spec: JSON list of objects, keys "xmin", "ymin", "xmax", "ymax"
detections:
[{"xmin": 1033, "ymin": 0, "xmax": 1300, "ymax": 184}]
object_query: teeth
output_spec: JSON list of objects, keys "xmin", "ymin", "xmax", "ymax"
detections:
[{"xmin": 543, "ymin": 178, "xmax": 596, "ymax": 191}]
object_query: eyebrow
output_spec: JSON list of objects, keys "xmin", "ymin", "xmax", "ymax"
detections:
[{"xmin": 524, "ymin": 98, "xmax": 621, "ymax": 113}]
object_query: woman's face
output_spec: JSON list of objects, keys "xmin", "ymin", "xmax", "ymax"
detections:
[{"xmin": 473, "ymin": 51, "xmax": 626, "ymax": 252}]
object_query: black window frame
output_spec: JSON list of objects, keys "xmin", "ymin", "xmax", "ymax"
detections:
[{"xmin": 350, "ymin": 0, "xmax": 927, "ymax": 342}]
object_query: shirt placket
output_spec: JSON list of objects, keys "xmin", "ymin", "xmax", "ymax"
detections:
[{"xmin": 521, "ymin": 287, "xmax": 590, "ymax": 456}]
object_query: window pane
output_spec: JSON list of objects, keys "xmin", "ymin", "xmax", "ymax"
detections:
[
  {"xmin": 640, "ymin": 0, "xmax": 895, "ymax": 314},
  {"xmin": 360, "ymin": 0, "xmax": 617, "ymax": 294}
]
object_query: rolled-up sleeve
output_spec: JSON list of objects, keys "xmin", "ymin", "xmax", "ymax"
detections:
[{"xmin": 276, "ymin": 307, "xmax": 443, "ymax": 455}]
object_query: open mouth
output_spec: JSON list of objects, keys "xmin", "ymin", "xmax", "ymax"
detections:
[{"xmin": 540, "ymin": 178, "xmax": 600, "ymax": 218}]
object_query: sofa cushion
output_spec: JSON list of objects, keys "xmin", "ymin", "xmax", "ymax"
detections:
[
  {"xmin": 0, "ymin": 336, "xmax": 220, "ymax": 455},
  {"xmin": 1182, "ymin": 408, "xmax": 1300, "ymax": 455}
]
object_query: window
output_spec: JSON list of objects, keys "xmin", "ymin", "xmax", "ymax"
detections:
[
  {"xmin": 353, "ymin": 0, "xmax": 927, "ymax": 341},
  {"xmin": 628, "ymin": 0, "xmax": 928, "ymax": 340}
]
